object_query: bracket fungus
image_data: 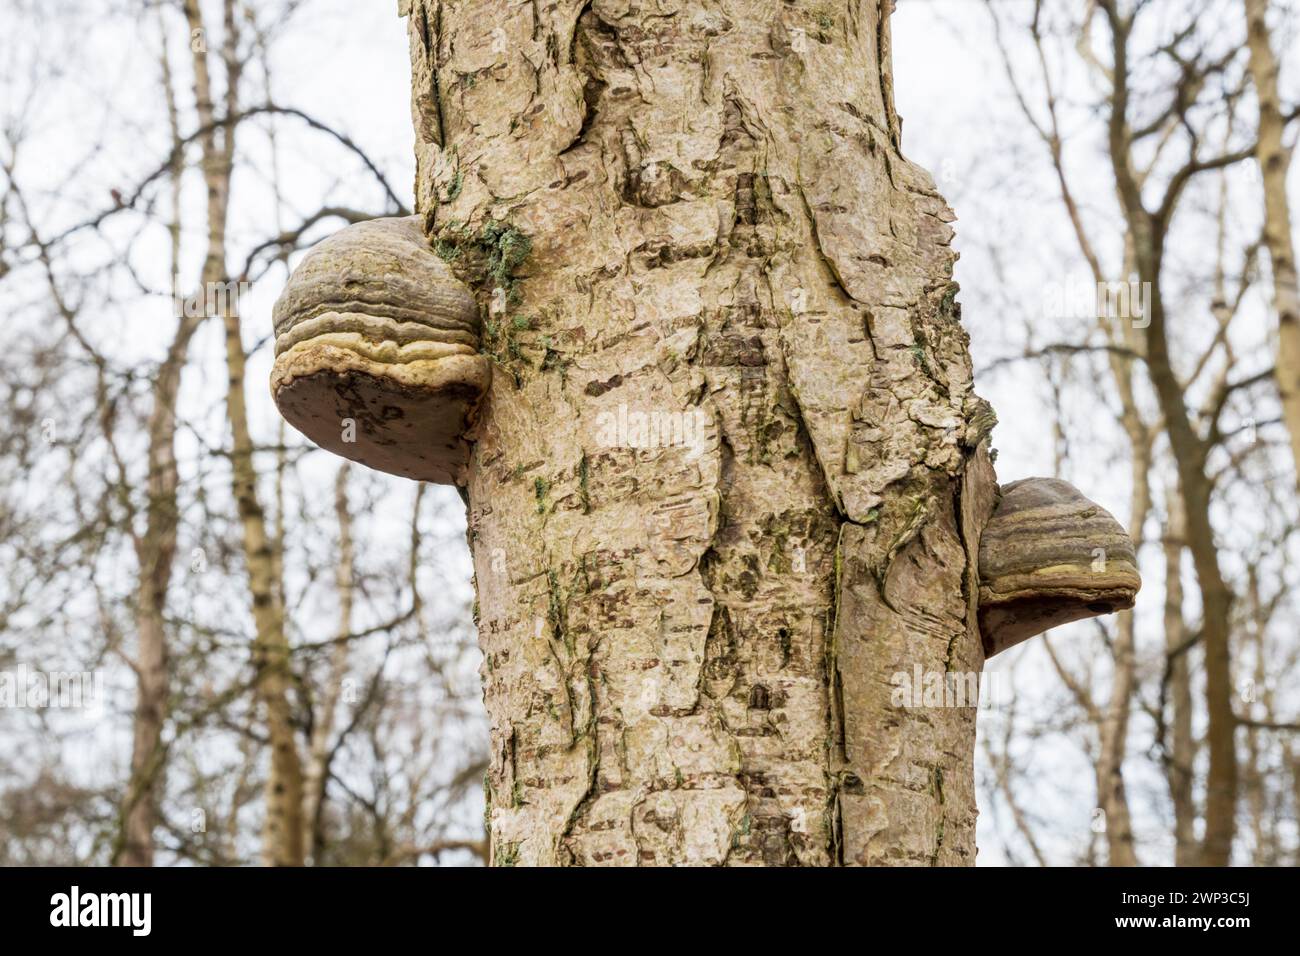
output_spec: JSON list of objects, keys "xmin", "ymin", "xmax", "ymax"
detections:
[
  {"xmin": 270, "ymin": 216, "xmax": 489, "ymax": 485},
  {"xmin": 977, "ymin": 477, "xmax": 1141, "ymax": 658}
]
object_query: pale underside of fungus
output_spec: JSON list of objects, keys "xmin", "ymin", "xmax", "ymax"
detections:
[{"xmin": 270, "ymin": 218, "xmax": 1139, "ymax": 655}]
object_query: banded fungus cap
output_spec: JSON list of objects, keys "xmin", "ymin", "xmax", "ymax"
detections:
[
  {"xmin": 270, "ymin": 216, "xmax": 490, "ymax": 485},
  {"xmin": 977, "ymin": 477, "xmax": 1141, "ymax": 657}
]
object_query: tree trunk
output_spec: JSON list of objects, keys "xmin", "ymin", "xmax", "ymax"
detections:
[
  {"xmin": 116, "ymin": 30, "xmax": 192, "ymax": 864},
  {"xmin": 1244, "ymin": 0, "xmax": 1300, "ymax": 484},
  {"xmin": 302, "ymin": 464, "xmax": 356, "ymax": 863},
  {"xmin": 116, "ymin": 311, "xmax": 201, "ymax": 867},
  {"xmin": 408, "ymin": 0, "xmax": 996, "ymax": 865},
  {"xmin": 225, "ymin": 302, "xmax": 306, "ymax": 866},
  {"xmin": 180, "ymin": 0, "xmax": 306, "ymax": 867},
  {"xmin": 1140, "ymin": 253, "xmax": 1236, "ymax": 867},
  {"xmin": 1102, "ymin": 13, "xmax": 1237, "ymax": 867},
  {"xmin": 1094, "ymin": 435, "xmax": 1148, "ymax": 867},
  {"xmin": 116, "ymin": 0, "xmax": 213, "ymax": 866},
  {"xmin": 1161, "ymin": 487, "xmax": 1197, "ymax": 866}
]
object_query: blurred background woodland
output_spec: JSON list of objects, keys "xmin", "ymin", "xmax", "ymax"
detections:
[{"xmin": 0, "ymin": 0, "xmax": 1297, "ymax": 865}]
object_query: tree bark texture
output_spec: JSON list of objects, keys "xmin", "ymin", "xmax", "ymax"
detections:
[{"xmin": 408, "ymin": 0, "xmax": 997, "ymax": 865}]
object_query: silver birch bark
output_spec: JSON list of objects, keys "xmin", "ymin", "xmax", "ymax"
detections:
[{"xmin": 407, "ymin": 0, "xmax": 996, "ymax": 865}]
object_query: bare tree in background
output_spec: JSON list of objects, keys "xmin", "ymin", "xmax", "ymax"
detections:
[
  {"xmin": 0, "ymin": 0, "xmax": 486, "ymax": 867},
  {"xmin": 982, "ymin": 0, "xmax": 1299, "ymax": 866}
]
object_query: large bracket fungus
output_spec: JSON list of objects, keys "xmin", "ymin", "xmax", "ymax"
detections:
[
  {"xmin": 270, "ymin": 216, "xmax": 489, "ymax": 485},
  {"xmin": 977, "ymin": 477, "xmax": 1141, "ymax": 657}
]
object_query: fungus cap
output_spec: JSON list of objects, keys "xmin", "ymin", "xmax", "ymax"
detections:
[
  {"xmin": 977, "ymin": 477, "xmax": 1141, "ymax": 657},
  {"xmin": 270, "ymin": 216, "xmax": 489, "ymax": 485}
]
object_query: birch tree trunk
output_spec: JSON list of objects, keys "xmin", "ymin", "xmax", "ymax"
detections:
[
  {"xmin": 226, "ymin": 305, "xmax": 306, "ymax": 867},
  {"xmin": 116, "ymin": 11, "xmax": 192, "ymax": 867},
  {"xmin": 182, "ymin": 0, "xmax": 306, "ymax": 867},
  {"xmin": 1161, "ymin": 487, "xmax": 1197, "ymax": 866},
  {"xmin": 1243, "ymin": 0, "xmax": 1300, "ymax": 484},
  {"xmin": 1092, "ymin": 442, "xmax": 1146, "ymax": 867},
  {"xmin": 117, "ymin": 0, "xmax": 222, "ymax": 867},
  {"xmin": 1090, "ymin": 243, "xmax": 1148, "ymax": 868},
  {"xmin": 302, "ymin": 464, "xmax": 356, "ymax": 862},
  {"xmin": 408, "ymin": 0, "xmax": 996, "ymax": 865}
]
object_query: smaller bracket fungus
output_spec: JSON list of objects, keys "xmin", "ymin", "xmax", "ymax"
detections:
[
  {"xmin": 270, "ymin": 216, "xmax": 489, "ymax": 485},
  {"xmin": 977, "ymin": 477, "xmax": 1141, "ymax": 658}
]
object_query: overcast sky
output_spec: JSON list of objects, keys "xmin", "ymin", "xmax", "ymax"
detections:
[{"xmin": 5, "ymin": 0, "xmax": 1297, "ymax": 865}]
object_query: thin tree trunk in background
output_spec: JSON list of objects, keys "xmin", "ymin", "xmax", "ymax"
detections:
[
  {"xmin": 115, "ymin": 0, "xmax": 203, "ymax": 867},
  {"xmin": 1094, "ymin": 433, "xmax": 1148, "ymax": 867},
  {"xmin": 1161, "ymin": 488, "xmax": 1197, "ymax": 866},
  {"xmin": 1242, "ymin": 570, "xmax": 1270, "ymax": 863},
  {"xmin": 1142, "ymin": 255, "xmax": 1236, "ymax": 868},
  {"xmin": 183, "ymin": 0, "xmax": 305, "ymax": 867},
  {"xmin": 224, "ymin": 301, "xmax": 305, "ymax": 866},
  {"xmin": 118, "ymin": 313, "xmax": 199, "ymax": 867},
  {"xmin": 412, "ymin": 0, "xmax": 996, "ymax": 865},
  {"xmin": 1102, "ymin": 8, "xmax": 1237, "ymax": 866},
  {"xmin": 1244, "ymin": 0, "xmax": 1300, "ymax": 483},
  {"xmin": 303, "ymin": 464, "xmax": 355, "ymax": 863},
  {"xmin": 1090, "ymin": 237, "xmax": 1149, "ymax": 868},
  {"xmin": 1291, "ymin": 741, "xmax": 1300, "ymax": 866}
]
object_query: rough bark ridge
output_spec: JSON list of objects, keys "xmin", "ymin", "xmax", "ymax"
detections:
[{"xmin": 408, "ymin": 0, "xmax": 996, "ymax": 865}]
